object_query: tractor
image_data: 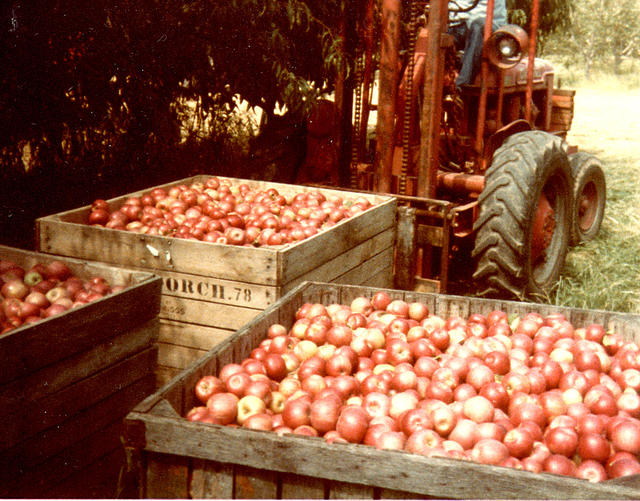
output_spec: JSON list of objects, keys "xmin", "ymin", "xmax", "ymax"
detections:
[{"xmin": 312, "ymin": 0, "xmax": 607, "ymax": 301}]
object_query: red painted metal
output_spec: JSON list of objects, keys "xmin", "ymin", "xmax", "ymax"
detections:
[
  {"xmin": 525, "ymin": 0, "xmax": 540, "ymax": 123},
  {"xmin": 417, "ymin": 0, "xmax": 447, "ymax": 198},
  {"xmin": 473, "ymin": 0, "xmax": 496, "ymax": 169},
  {"xmin": 531, "ymin": 191, "xmax": 554, "ymax": 266},
  {"xmin": 375, "ymin": 0, "xmax": 401, "ymax": 194}
]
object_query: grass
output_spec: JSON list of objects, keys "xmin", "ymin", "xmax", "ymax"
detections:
[{"xmin": 544, "ymin": 66, "xmax": 640, "ymax": 314}]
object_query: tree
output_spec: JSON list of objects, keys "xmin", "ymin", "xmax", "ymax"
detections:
[
  {"xmin": 546, "ymin": 0, "xmax": 640, "ymax": 78},
  {"xmin": 0, "ymin": 0, "xmax": 346, "ymax": 247}
]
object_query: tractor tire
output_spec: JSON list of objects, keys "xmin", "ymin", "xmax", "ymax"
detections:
[
  {"xmin": 472, "ymin": 131, "xmax": 572, "ymax": 300},
  {"xmin": 569, "ymin": 152, "xmax": 606, "ymax": 246}
]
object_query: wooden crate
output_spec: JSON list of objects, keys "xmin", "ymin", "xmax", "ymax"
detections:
[
  {"xmin": 36, "ymin": 176, "xmax": 396, "ymax": 386},
  {"xmin": 123, "ymin": 282, "xmax": 640, "ymax": 500},
  {"xmin": 0, "ymin": 245, "xmax": 162, "ymax": 498},
  {"xmin": 550, "ymin": 88, "xmax": 576, "ymax": 137}
]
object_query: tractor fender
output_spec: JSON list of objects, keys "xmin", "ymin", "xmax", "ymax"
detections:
[{"xmin": 484, "ymin": 119, "xmax": 531, "ymax": 167}]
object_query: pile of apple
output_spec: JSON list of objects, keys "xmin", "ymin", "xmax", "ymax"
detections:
[
  {"xmin": 0, "ymin": 258, "xmax": 123, "ymax": 335},
  {"xmin": 87, "ymin": 177, "xmax": 373, "ymax": 246},
  {"xmin": 186, "ymin": 291, "xmax": 640, "ymax": 483}
]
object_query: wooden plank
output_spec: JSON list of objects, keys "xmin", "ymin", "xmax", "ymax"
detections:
[
  {"xmin": 159, "ymin": 319, "xmax": 233, "ymax": 351},
  {"xmin": 1, "ymin": 346, "xmax": 156, "ymax": 451},
  {"xmin": 160, "ymin": 294, "xmax": 262, "ymax": 329},
  {"xmin": 157, "ymin": 342, "xmax": 209, "ymax": 371},
  {"xmin": 0, "ymin": 319, "xmax": 157, "ymax": 416},
  {"xmin": 145, "ymin": 452, "xmax": 190, "ymax": 499},
  {"xmin": 45, "ymin": 440, "xmax": 124, "ymax": 499},
  {"xmin": 394, "ymin": 206, "xmax": 416, "ymax": 291},
  {"xmin": 333, "ymin": 247, "xmax": 394, "ymax": 288},
  {"xmin": 281, "ymin": 472, "xmax": 325, "ymax": 499},
  {"xmin": 37, "ymin": 218, "xmax": 281, "ymax": 284},
  {"xmin": 156, "ymin": 267, "xmax": 277, "ymax": 309},
  {"xmin": 363, "ymin": 265, "xmax": 394, "ymax": 289},
  {"xmin": 0, "ymin": 373, "xmax": 155, "ymax": 485},
  {"xmin": 329, "ymin": 480, "xmax": 375, "ymax": 499},
  {"xmin": 156, "ymin": 365, "xmax": 186, "ymax": 389},
  {"xmin": 3, "ymin": 374, "xmax": 154, "ymax": 499},
  {"xmin": 281, "ymin": 228, "xmax": 395, "ymax": 290},
  {"xmin": 279, "ymin": 198, "xmax": 396, "ymax": 284},
  {"xmin": 190, "ymin": 459, "xmax": 234, "ymax": 499},
  {"xmin": 233, "ymin": 464, "xmax": 279, "ymax": 499}
]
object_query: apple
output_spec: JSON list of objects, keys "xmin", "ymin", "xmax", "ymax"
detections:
[
  {"xmin": 389, "ymin": 390, "xmax": 419, "ymax": 419},
  {"xmin": 310, "ymin": 396, "xmax": 342, "ymax": 434},
  {"xmin": 336, "ymin": 405, "xmax": 369, "ymax": 443},
  {"xmin": 471, "ymin": 438, "xmax": 509, "ymax": 466},
  {"xmin": 609, "ymin": 419, "xmax": 640, "ymax": 454},
  {"xmin": 206, "ymin": 392, "xmax": 239, "ymax": 424},
  {"xmin": 243, "ymin": 412, "xmax": 274, "ymax": 431},
  {"xmin": 544, "ymin": 426, "xmax": 578, "ymax": 457},
  {"xmin": 195, "ymin": 375, "xmax": 225, "ymax": 404},
  {"xmin": 463, "ymin": 395, "xmax": 495, "ymax": 424}
]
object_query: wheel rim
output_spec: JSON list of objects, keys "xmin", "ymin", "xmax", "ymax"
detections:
[
  {"xmin": 531, "ymin": 191, "xmax": 554, "ymax": 266},
  {"xmin": 577, "ymin": 180, "xmax": 598, "ymax": 232},
  {"xmin": 531, "ymin": 173, "xmax": 569, "ymax": 288}
]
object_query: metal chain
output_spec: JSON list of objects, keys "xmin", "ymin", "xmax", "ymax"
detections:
[{"xmin": 400, "ymin": 0, "xmax": 422, "ymax": 196}]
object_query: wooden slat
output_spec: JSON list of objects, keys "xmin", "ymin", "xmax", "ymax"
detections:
[
  {"xmin": 153, "ymin": 267, "xmax": 278, "ymax": 309},
  {"xmin": 158, "ymin": 319, "xmax": 234, "ymax": 351},
  {"xmin": 157, "ymin": 342, "xmax": 210, "ymax": 371},
  {"xmin": 279, "ymin": 199, "xmax": 396, "ymax": 284},
  {"xmin": 0, "ymin": 319, "xmax": 157, "ymax": 416},
  {"xmin": 190, "ymin": 459, "xmax": 234, "ymax": 499},
  {"xmin": 47, "ymin": 446, "xmax": 124, "ymax": 499},
  {"xmin": 333, "ymin": 247, "xmax": 394, "ymax": 287},
  {"xmin": 1, "ymin": 346, "xmax": 156, "ymax": 451},
  {"xmin": 3, "ymin": 374, "xmax": 154, "ymax": 498},
  {"xmin": 281, "ymin": 228, "xmax": 395, "ymax": 290},
  {"xmin": 130, "ymin": 412, "xmax": 640, "ymax": 499},
  {"xmin": 0, "ymin": 373, "xmax": 155, "ymax": 485},
  {"xmin": 280, "ymin": 472, "xmax": 325, "ymax": 499},
  {"xmin": 160, "ymin": 294, "xmax": 262, "ymax": 329},
  {"xmin": 145, "ymin": 452, "xmax": 190, "ymax": 499},
  {"xmin": 329, "ymin": 480, "xmax": 375, "ymax": 499},
  {"xmin": 233, "ymin": 464, "xmax": 279, "ymax": 499}
]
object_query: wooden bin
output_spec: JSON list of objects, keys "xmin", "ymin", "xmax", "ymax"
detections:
[
  {"xmin": 0, "ymin": 245, "xmax": 162, "ymax": 499},
  {"xmin": 36, "ymin": 176, "xmax": 396, "ymax": 386},
  {"xmin": 123, "ymin": 282, "xmax": 640, "ymax": 500}
]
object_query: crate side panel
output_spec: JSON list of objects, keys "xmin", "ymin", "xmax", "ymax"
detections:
[
  {"xmin": 135, "ymin": 415, "xmax": 640, "ymax": 499},
  {"xmin": 156, "ymin": 268, "xmax": 278, "ymax": 310},
  {"xmin": 3, "ymin": 375, "xmax": 154, "ymax": 498},
  {"xmin": 233, "ymin": 464, "xmax": 279, "ymax": 499},
  {"xmin": 1, "ymin": 346, "xmax": 155, "ymax": 451},
  {"xmin": 0, "ymin": 319, "xmax": 157, "ymax": 416},
  {"xmin": 0, "ymin": 276, "xmax": 160, "ymax": 385},
  {"xmin": 286, "ymin": 228, "xmax": 394, "ymax": 284},
  {"xmin": 0, "ymin": 371, "xmax": 155, "ymax": 484},
  {"xmin": 280, "ymin": 199, "xmax": 396, "ymax": 284}
]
